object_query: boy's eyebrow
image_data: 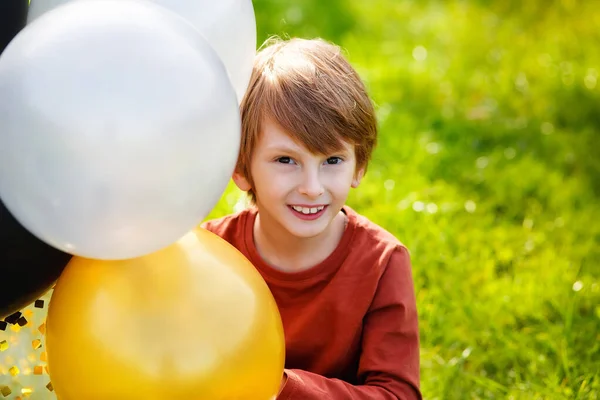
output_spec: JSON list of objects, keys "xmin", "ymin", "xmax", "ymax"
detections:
[
  {"xmin": 264, "ymin": 144, "xmax": 303, "ymax": 154},
  {"xmin": 265, "ymin": 144, "xmax": 350, "ymax": 157}
]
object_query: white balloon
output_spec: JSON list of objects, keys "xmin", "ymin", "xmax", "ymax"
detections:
[
  {"xmin": 27, "ymin": 0, "xmax": 257, "ymax": 102},
  {"xmin": 0, "ymin": 0, "xmax": 240, "ymax": 260}
]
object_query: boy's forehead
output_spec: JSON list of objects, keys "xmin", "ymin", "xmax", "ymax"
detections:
[
  {"xmin": 257, "ymin": 120, "xmax": 308, "ymax": 153},
  {"xmin": 259, "ymin": 118, "xmax": 297, "ymax": 145},
  {"xmin": 258, "ymin": 118, "xmax": 353, "ymax": 154}
]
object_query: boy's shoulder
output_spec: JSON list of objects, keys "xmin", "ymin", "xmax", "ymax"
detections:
[
  {"xmin": 343, "ymin": 206, "xmax": 412, "ymax": 279},
  {"xmin": 344, "ymin": 205, "xmax": 408, "ymax": 252},
  {"xmin": 199, "ymin": 207, "xmax": 255, "ymax": 240}
]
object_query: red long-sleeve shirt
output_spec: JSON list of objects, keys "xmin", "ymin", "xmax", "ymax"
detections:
[{"xmin": 201, "ymin": 205, "xmax": 421, "ymax": 399}]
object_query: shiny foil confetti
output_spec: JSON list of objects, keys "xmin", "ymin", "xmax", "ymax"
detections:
[
  {"xmin": 0, "ymin": 290, "xmax": 55, "ymax": 399},
  {"xmin": 0, "ymin": 386, "xmax": 12, "ymax": 397}
]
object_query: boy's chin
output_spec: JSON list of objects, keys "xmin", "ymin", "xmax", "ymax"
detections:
[{"xmin": 282, "ymin": 218, "xmax": 333, "ymax": 240}]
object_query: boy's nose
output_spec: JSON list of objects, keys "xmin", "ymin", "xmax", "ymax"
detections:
[{"xmin": 298, "ymin": 169, "xmax": 324, "ymax": 198}]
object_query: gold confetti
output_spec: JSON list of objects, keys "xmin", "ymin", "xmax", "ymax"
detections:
[
  {"xmin": 1, "ymin": 386, "xmax": 12, "ymax": 397},
  {"xmin": 0, "ymin": 293, "xmax": 54, "ymax": 397}
]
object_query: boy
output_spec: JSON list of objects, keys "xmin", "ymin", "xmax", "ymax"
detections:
[{"xmin": 202, "ymin": 37, "xmax": 421, "ymax": 399}]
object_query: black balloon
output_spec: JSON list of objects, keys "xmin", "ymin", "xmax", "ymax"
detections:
[
  {"xmin": 1, "ymin": 0, "xmax": 72, "ymax": 321},
  {"xmin": 0, "ymin": 0, "xmax": 29, "ymax": 55},
  {"xmin": 0, "ymin": 200, "xmax": 72, "ymax": 321}
]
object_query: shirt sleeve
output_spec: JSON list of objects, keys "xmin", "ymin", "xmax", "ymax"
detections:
[{"xmin": 277, "ymin": 246, "xmax": 422, "ymax": 399}]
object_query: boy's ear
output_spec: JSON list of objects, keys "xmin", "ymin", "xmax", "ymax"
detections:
[
  {"xmin": 351, "ymin": 167, "xmax": 365, "ymax": 188},
  {"xmin": 232, "ymin": 170, "xmax": 252, "ymax": 192}
]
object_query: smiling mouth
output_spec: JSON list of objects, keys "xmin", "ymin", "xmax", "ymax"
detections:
[{"xmin": 290, "ymin": 205, "xmax": 326, "ymax": 215}]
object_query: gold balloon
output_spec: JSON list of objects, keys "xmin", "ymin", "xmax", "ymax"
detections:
[{"xmin": 45, "ymin": 229, "xmax": 285, "ymax": 400}]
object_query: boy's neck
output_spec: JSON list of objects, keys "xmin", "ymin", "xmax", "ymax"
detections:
[{"xmin": 252, "ymin": 210, "xmax": 347, "ymax": 273}]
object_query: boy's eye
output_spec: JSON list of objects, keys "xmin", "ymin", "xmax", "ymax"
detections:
[
  {"xmin": 325, "ymin": 157, "xmax": 343, "ymax": 165},
  {"xmin": 277, "ymin": 156, "xmax": 293, "ymax": 164}
]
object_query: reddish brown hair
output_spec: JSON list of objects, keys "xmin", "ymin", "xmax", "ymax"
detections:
[{"xmin": 238, "ymin": 37, "xmax": 378, "ymax": 202}]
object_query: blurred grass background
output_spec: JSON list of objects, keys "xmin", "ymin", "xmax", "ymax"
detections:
[{"xmin": 208, "ymin": 0, "xmax": 600, "ymax": 398}]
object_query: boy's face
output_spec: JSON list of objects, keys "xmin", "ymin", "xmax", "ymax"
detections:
[{"xmin": 234, "ymin": 118, "xmax": 364, "ymax": 240}]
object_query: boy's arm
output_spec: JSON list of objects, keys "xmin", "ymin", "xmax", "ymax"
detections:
[{"xmin": 277, "ymin": 246, "xmax": 422, "ymax": 400}]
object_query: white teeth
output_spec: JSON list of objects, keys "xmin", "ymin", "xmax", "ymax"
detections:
[{"xmin": 292, "ymin": 205, "xmax": 325, "ymax": 214}]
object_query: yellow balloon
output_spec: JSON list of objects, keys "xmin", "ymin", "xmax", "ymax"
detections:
[{"xmin": 45, "ymin": 228, "xmax": 285, "ymax": 400}]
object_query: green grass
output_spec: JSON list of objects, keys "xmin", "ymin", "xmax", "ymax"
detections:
[{"xmin": 208, "ymin": 1, "xmax": 600, "ymax": 398}]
